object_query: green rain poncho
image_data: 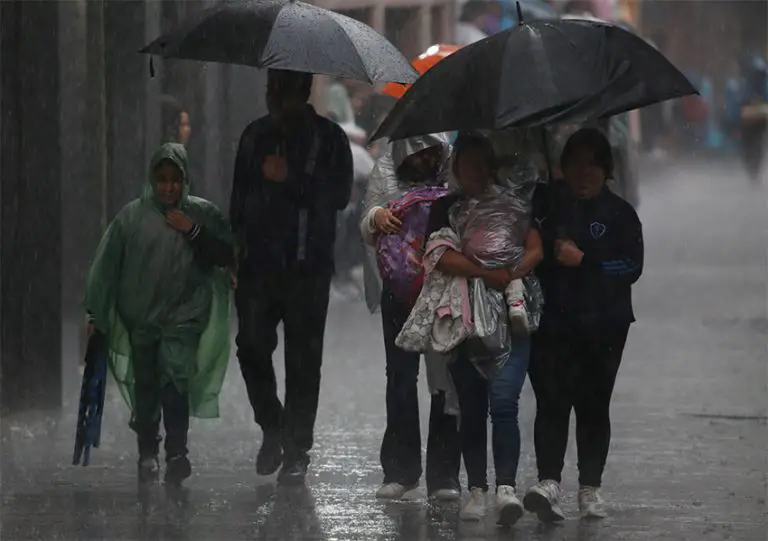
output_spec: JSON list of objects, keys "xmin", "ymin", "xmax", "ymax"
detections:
[{"xmin": 85, "ymin": 143, "xmax": 232, "ymax": 423}]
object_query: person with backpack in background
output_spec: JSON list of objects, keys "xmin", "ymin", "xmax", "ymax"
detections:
[{"xmin": 359, "ymin": 133, "xmax": 461, "ymax": 501}]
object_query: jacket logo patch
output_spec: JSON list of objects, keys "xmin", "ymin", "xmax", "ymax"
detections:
[{"xmin": 590, "ymin": 221, "xmax": 607, "ymax": 239}]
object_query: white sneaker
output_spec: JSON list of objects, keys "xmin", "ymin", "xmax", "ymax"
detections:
[
  {"xmin": 376, "ymin": 482, "xmax": 419, "ymax": 500},
  {"xmin": 430, "ymin": 488, "xmax": 461, "ymax": 502},
  {"xmin": 460, "ymin": 487, "xmax": 487, "ymax": 521},
  {"xmin": 523, "ymin": 480, "xmax": 566, "ymax": 523},
  {"xmin": 496, "ymin": 485, "xmax": 524, "ymax": 527},
  {"xmin": 505, "ymin": 279, "xmax": 530, "ymax": 337},
  {"xmin": 578, "ymin": 486, "xmax": 608, "ymax": 519}
]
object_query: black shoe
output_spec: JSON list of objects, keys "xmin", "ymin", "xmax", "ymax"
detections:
[
  {"xmin": 138, "ymin": 457, "xmax": 160, "ymax": 484},
  {"xmin": 256, "ymin": 431, "xmax": 283, "ymax": 476},
  {"xmin": 278, "ymin": 461, "xmax": 308, "ymax": 486},
  {"xmin": 164, "ymin": 455, "xmax": 192, "ymax": 486}
]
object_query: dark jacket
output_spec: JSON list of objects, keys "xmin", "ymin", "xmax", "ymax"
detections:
[
  {"xmin": 532, "ymin": 183, "xmax": 643, "ymax": 332},
  {"xmin": 230, "ymin": 106, "xmax": 353, "ymax": 276}
]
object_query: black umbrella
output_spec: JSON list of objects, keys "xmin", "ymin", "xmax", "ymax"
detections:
[
  {"xmin": 371, "ymin": 19, "xmax": 698, "ymax": 141},
  {"xmin": 141, "ymin": 0, "xmax": 418, "ymax": 85}
]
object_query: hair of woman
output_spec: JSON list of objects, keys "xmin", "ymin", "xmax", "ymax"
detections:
[
  {"xmin": 451, "ymin": 131, "xmax": 497, "ymax": 177},
  {"xmin": 559, "ymin": 127, "xmax": 614, "ymax": 178}
]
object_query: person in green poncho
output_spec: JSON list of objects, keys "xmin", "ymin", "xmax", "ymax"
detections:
[{"xmin": 84, "ymin": 142, "xmax": 233, "ymax": 485}]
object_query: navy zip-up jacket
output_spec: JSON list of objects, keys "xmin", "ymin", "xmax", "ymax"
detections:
[
  {"xmin": 230, "ymin": 106, "xmax": 353, "ymax": 276},
  {"xmin": 532, "ymin": 183, "xmax": 643, "ymax": 332}
]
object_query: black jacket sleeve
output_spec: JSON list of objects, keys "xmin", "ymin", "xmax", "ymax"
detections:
[
  {"xmin": 330, "ymin": 126, "xmax": 354, "ymax": 210},
  {"xmin": 230, "ymin": 122, "xmax": 259, "ymax": 255},
  {"xmin": 187, "ymin": 224, "xmax": 233, "ymax": 268},
  {"xmin": 581, "ymin": 203, "xmax": 644, "ymax": 286}
]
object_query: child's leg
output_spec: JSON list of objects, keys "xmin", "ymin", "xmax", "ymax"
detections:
[
  {"xmin": 162, "ymin": 382, "xmax": 190, "ymax": 460},
  {"xmin": 505, "ymin": 279, "xmax": 530, "ymax": 336},
  {"xmin": 158, "ymin": 332, "xmax": 198, "ymax": 484},
  {"xmin": 162, "ymin": 382, "xmax": 192, "ymax": 485},
  {"xmin": 131, "ymin": 342, "xmax": 162, "ymax": 456},
  {"xmin": 130, "ymin": 340, "xmax": 162, "ymax": 480}
]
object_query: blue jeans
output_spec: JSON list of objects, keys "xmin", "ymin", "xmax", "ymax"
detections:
[{"xmin": 450, "ymin": 338, "xmax": 530, "ymax": 490}]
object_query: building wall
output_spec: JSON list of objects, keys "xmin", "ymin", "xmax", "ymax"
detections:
[{"xmin": 643, "ymin": 1, "xmax": 767, "ymax": 108}]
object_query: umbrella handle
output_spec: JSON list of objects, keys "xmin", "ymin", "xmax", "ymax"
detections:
[{"xmin": 540, "ymin": 128, "xmax": 553, "ymax": 183}]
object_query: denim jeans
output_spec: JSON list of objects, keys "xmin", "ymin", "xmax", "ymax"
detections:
[{"xmin": 450, "ymin": 337, "xmax": 531, "ymax": 490}]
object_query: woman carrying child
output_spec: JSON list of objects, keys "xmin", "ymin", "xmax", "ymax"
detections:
[{"xmin": 419, "ymin": 132, "xmax": 543, "ymax": 524}]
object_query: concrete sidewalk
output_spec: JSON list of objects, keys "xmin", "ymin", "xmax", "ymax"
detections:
[{"xmin": 2, "ymin": 159, "xmax": 766, "ymax": 541}]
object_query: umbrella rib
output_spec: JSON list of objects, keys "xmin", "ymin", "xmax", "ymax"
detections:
[{"xmin": 325, "ymin": 11, "xmax": 376, "ymax": 84}]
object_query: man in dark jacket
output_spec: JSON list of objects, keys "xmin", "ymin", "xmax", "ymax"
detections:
[
  {"xmin": 230, "ymin": 69, "xmax": 353, "ymax": 484},
  {"xmin": 524, "ymin": 128, "xmax": 643, "ymax": 522}
]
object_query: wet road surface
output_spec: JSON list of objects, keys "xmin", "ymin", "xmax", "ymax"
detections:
[{"xmin": 2, "ymin": 159, "xmax": 766, "ymax": 540}]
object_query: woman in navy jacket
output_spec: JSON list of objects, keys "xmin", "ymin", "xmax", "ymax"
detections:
[{"xmin": 523, "ymin": 128, "xmax": 644, "ymax": 522}]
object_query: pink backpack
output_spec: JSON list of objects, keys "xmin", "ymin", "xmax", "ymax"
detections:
[{"xmin": 376, "ymin": 186, "xmax": 448, "ymax": 306}]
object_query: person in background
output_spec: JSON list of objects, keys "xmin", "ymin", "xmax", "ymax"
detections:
[
  {"xmin": 325, "ymin": 78, "xmax": 356, "ymax": 127},
  {"xmin": 524, "ymin": 128, "xmax": 643, "ymax": 522},
  {"xmin": 84, "ymin": 143, "xmax": 233, "ymax": 486},
  {"xmin": 360, "ymin": 133, "xmax": 461, "ymax": 502},
  {"xmin": 455, "ymin": 0, "xmax": 490, "ymax": 46},
  {"xmin": 230, "ymin": 69, "xmax": 353, "ymax": 485},
  {"xmin": 738, "ymin": 54, "xmax": 768, "ymax": 181},
  {"xmin": 160, "ymin": 94, "xmax": 191, "ymax": 147}
]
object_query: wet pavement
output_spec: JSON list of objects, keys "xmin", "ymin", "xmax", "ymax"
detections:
[{"xmin": 2, "ymin": 159, "xmax": 767, "ymax": 540}]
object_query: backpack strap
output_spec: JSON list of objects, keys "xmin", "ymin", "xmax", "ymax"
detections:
[{"xmin": 296, "ymin": 127, "xmax": 323, "ymax": 262}]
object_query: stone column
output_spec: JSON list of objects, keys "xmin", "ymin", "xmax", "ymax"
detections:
[
  {"xmin": 0, "ymin": 1, "xmax": 63, "ymax": 412},
  {"xmin": 58, "ymin": 0, "xmax": 90, "ymax": 404},
  {"xmin": 103, "ymin": 0, "xmax": 152, "ymax": 217}
]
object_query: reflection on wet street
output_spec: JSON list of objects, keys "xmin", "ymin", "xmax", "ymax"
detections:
[{"xmin": 2, "ymin": 161, "xmax": 766, "ymax": 540}]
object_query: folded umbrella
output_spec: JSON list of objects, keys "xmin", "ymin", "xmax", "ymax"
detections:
[
  {"xmin": 141, "ymin": 0, "xmax": 418, "ymax": 85},
  {"xmin": 371, "ymin": 19, "xmax": 698, "ymax": 142},
  {"xmin": 73, "ymin": 330, "xmax": 109, "ymax": 466}
]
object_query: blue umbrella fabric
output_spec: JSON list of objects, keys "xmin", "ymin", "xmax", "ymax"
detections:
[
  {"xmin": 72, "ymin": 331, "xmax": 109, "ymax": 467},
  {"xmin": 371, "ymin": 19, "xmax": 698, "ymax": 142},
  {"xmin": 141, "ymin": 0, "xmax": 418, "ymax": 85}
]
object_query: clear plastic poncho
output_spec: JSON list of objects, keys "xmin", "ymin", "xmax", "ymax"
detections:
[
  {"xmin": 84, "ymin": 143, "xmax": 233, "ymax": 422},
  {"xmin": 449, "ymin": 184, "xmax": 531, "ymax": 270}
]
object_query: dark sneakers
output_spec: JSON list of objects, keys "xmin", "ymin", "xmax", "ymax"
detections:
[
  {"xmin": 256, "ymin": 431, "xmax": 284, "ymax": 476},
  {"xmin": 165, "ymin": 455, "xmax": 192, "ymax": 486}
]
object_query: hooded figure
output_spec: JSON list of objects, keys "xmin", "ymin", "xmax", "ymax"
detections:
[
  {"xmin": 85, "ymin": 143, "xmax": 233, "ymax": 484},
  {"xmin": 358, "ymin": 133, "xmax": 461, "ymax": 502},
  {"xmin": 359, "ymin": 133, "xmax": 452, "ymax": 312}
]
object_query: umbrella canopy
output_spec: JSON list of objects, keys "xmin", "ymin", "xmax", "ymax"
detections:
[
  {"xmin": 382, "ymin": 44, "xmax": 461, "ymax": 99},
  {"xmin": 371, "ymin": 19, "xmax": 698, "ymax": 141},
  {"xmin": 141, "ymin": 0, "xmax": 418, "ymax": 85}
]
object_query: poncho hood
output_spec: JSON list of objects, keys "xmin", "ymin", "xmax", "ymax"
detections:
[
  {"xmin": 390, "ymin": 132, "xmax": 451, "ymax": 174},
  {"xmin": 143, "ymin": 142, "xmax": 190, "ymax": 208}
]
